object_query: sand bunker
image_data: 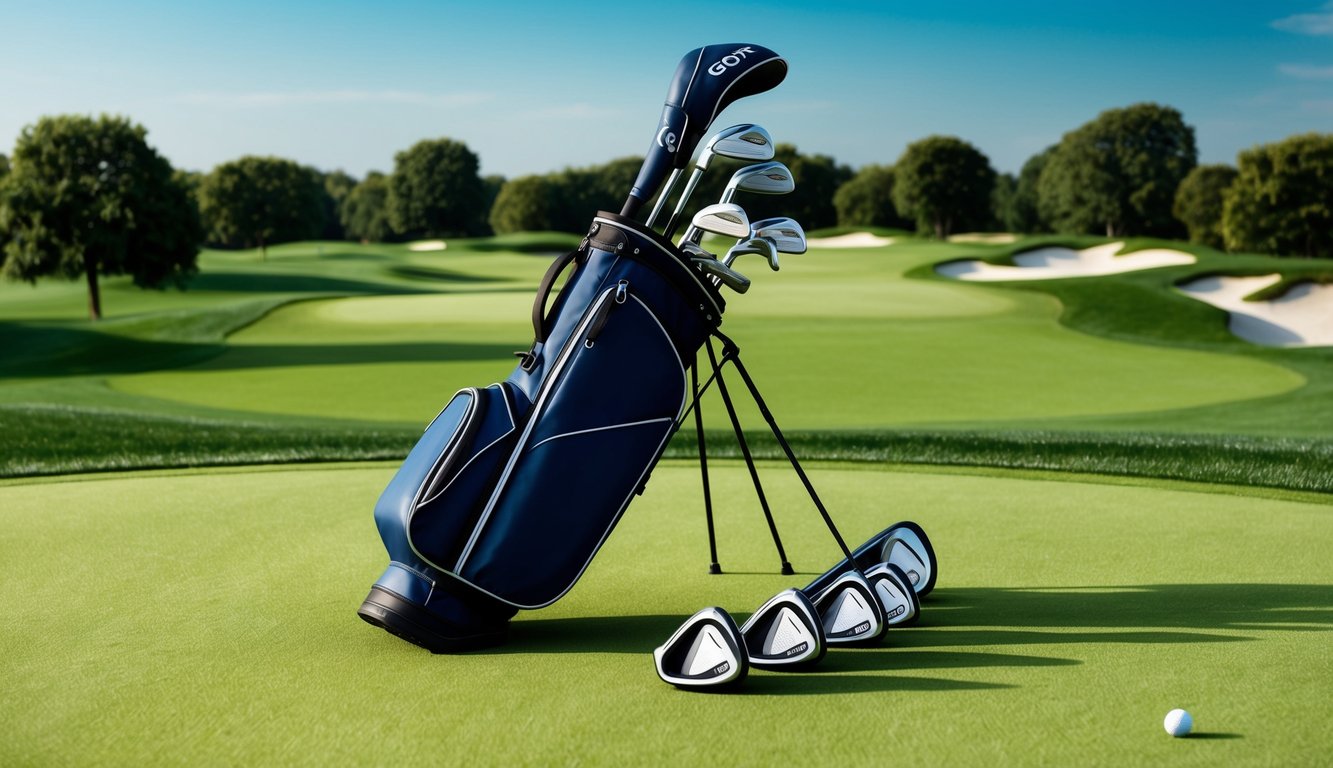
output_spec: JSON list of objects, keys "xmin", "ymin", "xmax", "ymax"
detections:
[
  {"xmin": 408, "ymin": 240, "xmax": 447, "ymax": 252},
  {"xmin": 1177, "ymin": 274, "xmax": 1333, "ymax": 348},
  {"xmin": 936, "ymin": 242, "xmax": 1196, "ymax": 281},
  {"xmin": 948, "ymin": 233, "xmax": 1017, "ymax": 244},
  {"xmin": 807, "ymin": 232, "xmax": 896, "ymax": 248}
]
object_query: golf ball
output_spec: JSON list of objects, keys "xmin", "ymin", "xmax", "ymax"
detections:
[{"xmin": 1164, "ymin": 708, "xmax": 1193, "ymax": 737}]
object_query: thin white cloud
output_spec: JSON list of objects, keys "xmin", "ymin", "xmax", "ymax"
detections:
[
  {"xmin": 1279, "ymin": 63, "xmax": 1333, "ymax": 79},
  {"xmin": 1301, "ymin": 99, "xmax": 1333, "ymax": 113},
  {"xmin": 178, "ymin": 90, "xmax": 495, "ymax": 108},
  {"xmin": 520, "ymin": 103, "xmax": 624, "ymax": 120},
  {"xmin": 1272, "ymin": 2, "xmax": 1333, "ymax": 36}
]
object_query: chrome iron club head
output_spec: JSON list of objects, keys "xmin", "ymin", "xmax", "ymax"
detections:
[
  {"xmin": 750, "ymin": 216, "xmax": 807, "ymax": 254},
  {"xmin": 723, "ymin": 236, "xmax": 779, "ymax": 271},
  {"xmin": 654, "ymin": 607, "xmax": 749, "ymax": 689},
  {"xmin": 658, "ymin": 124, "xmax": 774, "ymax": 233},
  {"xmin": 740, "ymin": 588, "xmax": 826, "ymax": 669},
  {"xmin": 864, "ymin": 562, "xmax": 921, "ymax": 627},
  {"xmin": 807, "ymin": 570, "xmax": 887, "ymax": 645}
]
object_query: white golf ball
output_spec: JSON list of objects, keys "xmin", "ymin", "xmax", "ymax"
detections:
[{"xmin": 1164, "ymin": 708, "xmax": 1193, "ymax": 737}]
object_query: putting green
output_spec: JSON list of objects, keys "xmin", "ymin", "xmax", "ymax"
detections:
[{"xmin": 2, "ymin": 464, "xmax": 1328, "ymax": 765}]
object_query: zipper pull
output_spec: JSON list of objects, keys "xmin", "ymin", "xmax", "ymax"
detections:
[{"xmin": 586, "ymin": 281, "xmax": 630, "ymax": 347}]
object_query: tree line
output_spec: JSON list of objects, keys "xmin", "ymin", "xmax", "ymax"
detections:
[{"xmin": 1, "ymin": 109, "xmax": 1329, "ymax": 319}]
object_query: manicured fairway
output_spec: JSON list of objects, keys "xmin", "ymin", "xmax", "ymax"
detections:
[
  {"xmin": 105, "ymin": 246, "xmax": 1303, "ymax": 427},
  {"xmin": 3, "ymin": 463, "xmax": 1328, "ymax": 765}
]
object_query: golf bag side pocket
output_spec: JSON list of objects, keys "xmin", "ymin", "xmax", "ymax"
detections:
[
  {"xmin": 454, "ymin": 284, "xmax": 689, "ymax": 607},
  {"xmin": 371, "ymin": 383, "xmax": 522, "ymax": 569}
]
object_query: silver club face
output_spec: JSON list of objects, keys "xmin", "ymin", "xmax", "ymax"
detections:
[
  {"xmin": 723, "ymin": 161, "xmax": 795, "ymax": 201},
  {"xmin": 653, "ymin": 607, "xmax": 749, "ymax": 688},
  {"xmin": 722, "ymin": 236, "xmax": 779, "ymax": 271},
  {"xmin": 741, "ymin": 588, "xmax": 826, "ymax": 669},
  {"xmin": 809, "ymin": 570, "xmax": 886, "ymax": 645},
  {"xmin": 705, "ymin": 124, "xmax": 774, "ymax": 166},
  {"xmin": 750, "ymin": 217, "xmax": 807, "ymax": 254},
  {"xmin": 690, "ymin": 203, "xmax": 751, "ymax": 239}
]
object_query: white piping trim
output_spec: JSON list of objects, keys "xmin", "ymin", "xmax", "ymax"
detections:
[
  {"xmin": 453, "ymin": 288, "xmax": 618, "ymax": 571},
  {"xmin": 454, "ymin": 291, "xmax": 689, "ymax": 608},
  {"xmin": 415, "ymin": 384, "xmax": 515, "ymax": 508},
  {"xmin": 405, "ymin": 385, "xmax": 520, "ymax": 572},
  {"xmin": 528, "ymin": 417, "xmax": 676, "ymax": 451}
]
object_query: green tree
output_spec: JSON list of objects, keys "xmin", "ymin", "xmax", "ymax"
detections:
[
  {"xmin": 489, "ymin": 175, "xmax": 555, "ymax": 234},
  {"xmin": 320, "ymin": 169, "xmax": 357, "ymax": 241},
  {"xmin": 1006, "ymin": 146, "xmax": 1054, "ymax": 233},
  {"xmin": 1039, "ymin": 103, "xmax": 1196, "ymax": 237},
  {"xmin": 198, "ymin": 156, "xmax": 327, "ymax": 257},
  {"xmin": 991, "ymin": 172, "xmax": 1017, "ymax": 232},
  {"xmin": 892, "ymin": 135, "xmax": 996, "ymax": 238},
  {"xmin": 0, "ymin": 114, "xmax": 200, "ymax": 320},
  {"xmin": 1223, "ymin": 133, "xmax": 1333, "ymax": 259},
  {"xmin": 340, "ymin": 172, "xmax": 393, "ymax": 243},
  {"xmin": 1173, "ymin": 164, "xmax": 1238, "ymax": 250},
  {"xmin": 546, "ymin": 156, "xmax": 642, "ymax": 233},
  {"xmin": 0, "ymin": 153, "xmax": 9, "ymax": 178},
  {"xmin": 833, "ymin": 164, "xmax": 909, "ymax": 228},
  {"xmin": 387, "ymin": 138, "xmax": 487, "ymax": 238}
]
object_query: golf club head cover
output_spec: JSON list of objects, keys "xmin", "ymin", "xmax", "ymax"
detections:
[
  {"xmin": 623, "ymin": 43, "xmax": 787, "ymax": 217},
  {"xmin": 864, "ymin": 562, "xmax": 921, "ymax": 627},
  {"xmin": 740, "ymin": 588, "xmax": 826, "ymax": 669},
  {"xmin": 654, "ymin": 607, "xmax": 749, "ymax": 690}
]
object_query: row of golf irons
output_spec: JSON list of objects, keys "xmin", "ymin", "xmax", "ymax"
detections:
[
  {"xmin": 643, "ymin": 123, "xmax": 806, "ymax": 294},
  {"xmin": 655, "ymin": 522, "xmax": 939, "ymax": 690}
]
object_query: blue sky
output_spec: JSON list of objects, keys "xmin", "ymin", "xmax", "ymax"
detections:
[{"xmin": 1, "ymin": 0, "xmax": 1330, "ymax": 178}]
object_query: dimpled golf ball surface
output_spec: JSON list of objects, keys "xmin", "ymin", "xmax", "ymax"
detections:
[{"xmin": 1164, "ymin": 709, "xmax": 1193, "ymax": 737}]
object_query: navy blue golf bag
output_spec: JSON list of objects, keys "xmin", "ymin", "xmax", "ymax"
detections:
[{"xmin": 358, "ymin": 212, "xmax": 725, "ymax": 651}]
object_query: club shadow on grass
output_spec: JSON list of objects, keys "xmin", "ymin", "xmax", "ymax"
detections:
[
  {"xmin": 918, "ymin": 584, "xmax": 1333, "ymax": 637},
  {"xmin": 1183, "ymin": 732, "xmax": 1244, "ymax": 740}
]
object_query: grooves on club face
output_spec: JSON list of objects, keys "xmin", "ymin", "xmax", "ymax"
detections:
[
  {"xmin": 653, "ymin": 607, "xmax": 749, "ymax": 689},
  {"xmin": 740, "ymin": 588, "xmax": 826, "ymax": 669},
  {"xmin": 864, "ymin": 562, "xmax": 920, "ymax": 627},
  {"xmin": 690, "ymin": 203, "xmax": 751, "ymax": 240},
  {"xmin": 807, "ymin": 570, "xmax": 886, "ymax": 646}
]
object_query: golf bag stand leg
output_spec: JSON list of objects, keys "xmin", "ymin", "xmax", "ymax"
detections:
[
  {"xmin": 705, "ymin": 336, "xmax": 795, "ymax": 575},
  {"xmin": 713, "ymin": 330, "xmax": 857, "ymax": 560},
  {"xmin": 692, "ymin": 358, "xmax": 723, "ymax": 574}
]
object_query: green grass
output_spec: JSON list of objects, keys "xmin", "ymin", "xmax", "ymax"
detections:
[
  {"xmin": 2, "ymin": 463, "xmax": 1328, "ymax": 765},
  {"xmin": 3, "ymin": 231, "xmax": 1331, "ymax": 765},
  {"xmin": 3, "ymin": 233, "xmax": 1331, "ymax": 489}
]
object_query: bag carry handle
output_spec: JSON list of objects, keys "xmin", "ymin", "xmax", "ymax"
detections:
[{"xmin": 530, "ymin": 247, "xmax": 583, "ymax": 347}]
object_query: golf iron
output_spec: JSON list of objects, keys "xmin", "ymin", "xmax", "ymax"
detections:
[
  {"xmin": 654, "ymin": 607, "xmax": 750, "ymax": 689},
  {"xmin": 802, "ymin": 521, "xmax": 939, "ymax": 599},
  {"xmin": 654, "ymin": 123, "xmax": 774, "ymax": 231},
  {"xmin": 865, "ymin": 562, "xmax": 920, "ymax": 626},
  {"xmin": 739, "ymin": 588, "xmax": 825, "ymax": 669}
]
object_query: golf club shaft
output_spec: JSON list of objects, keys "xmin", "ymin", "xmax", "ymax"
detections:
[
  {"xmin": 662, "ymin": 168, "xmax": 705, "ymax": 240},
  {"xmin": 645, "ymin": 169, "xmax": 682, "ymax": 228}
]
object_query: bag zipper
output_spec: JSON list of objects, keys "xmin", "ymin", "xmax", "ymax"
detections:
[{"xmin": 454, "ymin": 282, "xmax": 625, "ymax": 570}]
